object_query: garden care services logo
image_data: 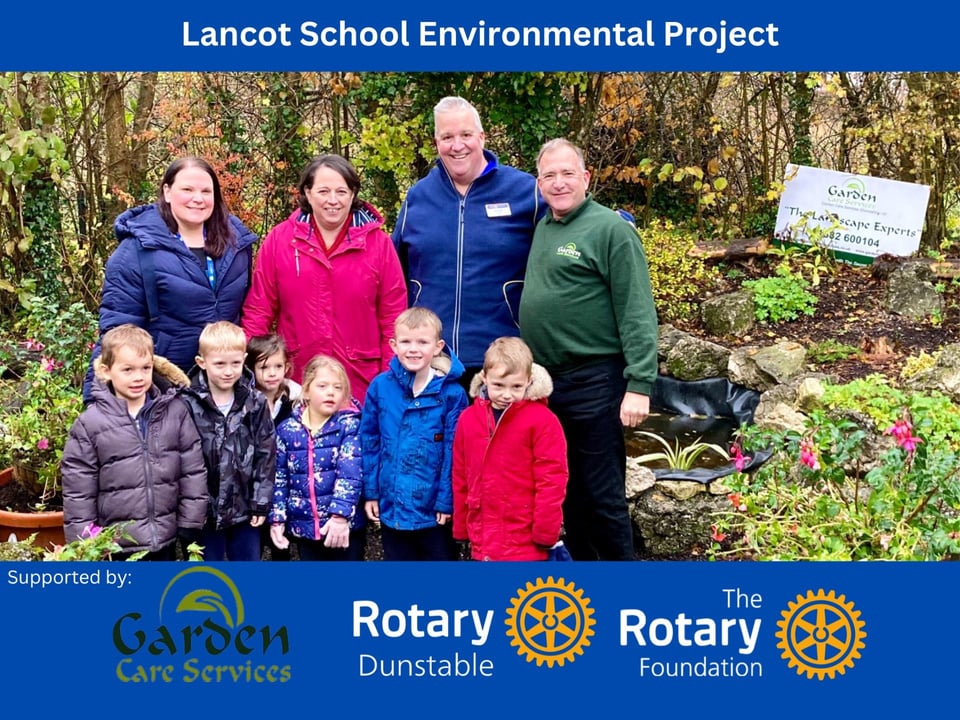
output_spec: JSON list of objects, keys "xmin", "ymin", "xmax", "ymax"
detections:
[
  {"xmin": 776, "ymin": 588, "xmax": 866, "ymax": 680},
  {"xmin": 824, "ymin": 176, "xmax": 878, "ymax": 210},
  {"xmin": 555, "ymin": 242, "xmax": 582, "ymax": 259},
  {"xmin": 505, "ymin": 576, "xmax": 595, "ymax": 667},
  {"xmin": 112, "ymin": 566, "xmax": 291, "ymax": 684}
]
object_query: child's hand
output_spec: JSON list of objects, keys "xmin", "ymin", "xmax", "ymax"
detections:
[
  {"xmin": 250, "ymin": 516, "xmax": 265, "ymax": 528},
  {"xmin": 365, "ymin": 500, "xmax": 380, "ymax": 522},
  {"xmin": 436, "ymin": 512, "xmax": 451, "ymax": 525},
  {"xmin": 321, "ymin": 515, "xmax": 351, "ymax": 549},
  {"xmin": 270, "ymin": 524, "xmax": 289, "ymax": 550}
]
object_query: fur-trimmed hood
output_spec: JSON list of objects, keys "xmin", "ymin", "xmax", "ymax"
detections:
[
  {"xmin": 468, "ymin": 362, "xmax": 554, "ymax": 401},
  {"xmin": 93, "ymin": 353, "xmax": 190, "ymax": 391}
]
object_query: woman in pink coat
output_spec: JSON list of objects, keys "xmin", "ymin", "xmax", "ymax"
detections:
[{"xmin": 242, "ymin": 155, "xmax": 407, "ymax": 403}]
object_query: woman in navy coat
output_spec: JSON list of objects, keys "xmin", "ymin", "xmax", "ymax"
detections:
[{"xmin": 86, "ymin": 157, "xmax": 257, "ymax": 397}]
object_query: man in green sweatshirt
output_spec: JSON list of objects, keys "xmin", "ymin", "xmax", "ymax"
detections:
[{"xmin": 519, "ymin": 138, "xmax": 658, "ymax": 561}]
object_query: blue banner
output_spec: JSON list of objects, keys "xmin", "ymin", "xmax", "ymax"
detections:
[
  {"xmin": 1, "ymin": 3, "xmax": 958, "ymax": 70},
  {"xmin": 1, "ymin": 561, "xmax": 953, "ymax": 716}
]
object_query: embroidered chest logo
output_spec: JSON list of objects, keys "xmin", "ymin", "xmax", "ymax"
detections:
[{"xmin": 555, "ymin": 243, "xmax": 581, "ymax": 260}]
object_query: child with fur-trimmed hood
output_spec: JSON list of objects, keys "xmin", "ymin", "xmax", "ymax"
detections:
[
  {"xmin": 452, "ymin": 336, "xmax": 568, "ymax": 561},
  {"xmin": 61, "ymin": 324, "xmax": 208, "ymax": 558}
]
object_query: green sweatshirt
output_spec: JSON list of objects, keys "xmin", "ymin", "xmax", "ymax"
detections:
[{"xmin": 519, "ymin": 196, "xmax": 659, "ymax": 395}]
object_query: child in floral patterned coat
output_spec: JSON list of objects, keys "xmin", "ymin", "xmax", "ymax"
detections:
[{"xmin": 269, "ymin": 355, "xmax": 364, "ymax": 560}]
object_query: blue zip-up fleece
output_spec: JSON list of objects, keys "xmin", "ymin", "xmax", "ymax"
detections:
[
  {"xmin": 392, "ymin": 150, "xmax": 544, "ymax": 367},
  {"xmin": 181, "ymin": 365, "xmax": 276, "ymax": 530},
  {"xmin": 270, "ymin": 401, "xmax": 364, "ymax": 540},
  {"xmin": 99, "ymin": 204, "xmax": 258, "ymax": 373},
  {"xmin": 360, "ymin": 353, "xmax": 469, "ymax": 531}
]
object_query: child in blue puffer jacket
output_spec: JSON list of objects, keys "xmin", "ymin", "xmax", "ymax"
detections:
[
  {"xmin": 361, "ymin": 307, "xmax": 469, "ymax": 560},
  {"xmin": 269, "ymin": 355, "xmax": 364, "ymax": 560}
]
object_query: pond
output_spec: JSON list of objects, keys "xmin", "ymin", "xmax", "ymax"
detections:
[
  {"xmin": 624, "ymin": 376, "xmax": 772, "ymax": 482},
  {"xmin": 626, "ymin": 411, "xmax": 739, "ymax": 471}
]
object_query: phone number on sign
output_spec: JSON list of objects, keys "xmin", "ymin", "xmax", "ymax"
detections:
[{"xmin": 840, "ymin": 234, "xmax": 880, "ymax": 248}]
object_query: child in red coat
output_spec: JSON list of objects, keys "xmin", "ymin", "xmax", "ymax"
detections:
[{"xmin": 452, "ymin": 337, "xmax": 568, "ymax": 561}]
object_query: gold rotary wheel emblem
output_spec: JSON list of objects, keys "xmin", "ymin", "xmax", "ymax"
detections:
[
  {"xmin": 505, "ymin": 576, "xmax": 595, "ymax": 668},
  {"xmin": 776, "ymin": 588, "xmax": 866, "ymax": 680}
]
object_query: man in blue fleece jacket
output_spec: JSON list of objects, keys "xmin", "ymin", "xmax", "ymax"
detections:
[{"xmin": 392, "ymin": 96, "xmax": 546, "ymax": 390}]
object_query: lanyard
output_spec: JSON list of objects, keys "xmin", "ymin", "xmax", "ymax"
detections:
[
  {"xmin": 177, "ymin": 232, "xmax": 215, "ymax": 290},
  {"xmin": 205, "ymin": 255, "xmax": 216, "ymax": 291}
]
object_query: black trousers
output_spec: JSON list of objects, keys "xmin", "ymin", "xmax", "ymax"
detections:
[{"xmin": 549, "ymin": 357, "xmax": 634, "ymax": 561}]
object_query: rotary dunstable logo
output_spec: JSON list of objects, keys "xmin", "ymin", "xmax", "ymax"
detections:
[
  {"xmin": 352, "ymin": 575, "xmax": 594, "ymax": 678},
  {"xmin": 505, "ymin": 576, "xmax": 595, "ymax": 667},
  {"xmin": 112, "ymin": 566, "xmax": 291, "ymax": 684},
  {"xmin": 776, "ymin": 589, "xmax": 867, "ymax": 680}
]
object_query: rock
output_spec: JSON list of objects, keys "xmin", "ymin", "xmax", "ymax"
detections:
[
  {"xmin": 665, "ymin": 336, "xmax": 731, "ymax": 381},
  {"xmin": 631, "ymin": 487, "xmax": 729, "ymax": 557},
  {"xmin": 885, "ymin": 261, "xmax": 943, "ymax": 320},
  {"xmin": 701, "ymin": 290, "xmax": 756, "ymax": 336}
]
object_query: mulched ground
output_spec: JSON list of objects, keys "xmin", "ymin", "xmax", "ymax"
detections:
[{"xmin": 673, "ymin": 255, "xmax": 960, "ymax": 384}]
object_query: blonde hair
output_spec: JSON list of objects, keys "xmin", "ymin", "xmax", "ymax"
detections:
[
  {"xmin": 395, "ymin": 307, "xmax": 442, "ymax": 340},
  {"xmin": 483, "ymin": 336, "xmax": 533, "ymax": 377},
  {"xmin": 101, "ymin": 324, "xmax": 154, "ymax": 366},
  {"xmin": 301, "ymin": 354, "xmax": 351, "ymax": 404},
  {"xmin": 198, "ymin": 320, "xmax": 247, "ymax": 356}
]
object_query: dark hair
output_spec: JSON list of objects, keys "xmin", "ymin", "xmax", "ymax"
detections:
[
  {"xmin": 297, "ymin": 155, "xmax": 363, "ymax": 215},
  {"xmin": 245, "ymin": 333, "xmax": 289, "ymax": 371},
  {"xmin": 157, "ymin": 156, "xmax": 234, "ymax": 258}
]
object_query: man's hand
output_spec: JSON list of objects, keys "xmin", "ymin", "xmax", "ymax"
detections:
[{"xmin": 620, "ymin": 391, "xmax": 650, "ymax": 428}]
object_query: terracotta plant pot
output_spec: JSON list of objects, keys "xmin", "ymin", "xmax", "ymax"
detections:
[{"xmin": 0, "ymin": 467, "xmax": 65, "ymax": 550}]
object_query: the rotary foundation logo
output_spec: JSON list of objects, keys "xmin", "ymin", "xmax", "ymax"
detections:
[
  {"xmin": 505, "ymin": 576, "xmax": 595, "ymax": 667},
  {"xmin": 776, "ymin": 589, "xmax": 866, "ymax": 680}
]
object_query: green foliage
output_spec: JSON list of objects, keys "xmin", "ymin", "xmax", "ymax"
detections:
[
  {"xmin": 712, "ymin": 411, "xmax": 960, "ymax": 560},
  {"xmin": 821, "ymin": 375, "xmax": 960, "ymax": 450},
  {"xmin": 0, "ymin": 357, "xmax": 84, "ymax": 503},
  {"xmin": 772, "ymin": 211, "xmax": 844, "ymax": 287},
  {"xmin": 640, "ymin": 219, "xmax": 722, "ymax": 323},
  {"xmin": 0, "ymin": 295, "xmax": 92, "ymax": 504},
  {"xmin": 807, "ymin": 339, "xmax": 861, "ymax": 365},
  {"xmin": 633, "ymin": 430, "xmax": 729, "ymax": 470},
  {"xmin": 43, "ymin": 522, "xmax": 143, "ymax": 561},
  {"xmin": 900, "ymin": 350, "xmax": 939, "ymax": 381},
  {"xmin": 742, "ymin": 264, "xmax": 818, "ymax": 323},
  {"xmin": 16, "ymin": 294, "xmax": 96, "ymax": 386},
  {"xmin": 0, "ymin": 73, "xmax": 70, "ymax": 314}
]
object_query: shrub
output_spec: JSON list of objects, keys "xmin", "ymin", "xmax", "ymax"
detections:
[
  {"xmin": 742, "ymin": 264, "xmax": 818, "ymax": 323},
  {"xmin": 639, "ymin": 219, "xmax": 722, "ymax": 323}
]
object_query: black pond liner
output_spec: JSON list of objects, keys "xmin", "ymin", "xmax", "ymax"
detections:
[{"xmin": 643, "ymin": 375, "xmax": 774, "ymax": 483}]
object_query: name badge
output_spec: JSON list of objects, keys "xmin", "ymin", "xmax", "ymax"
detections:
[{"xmin": 485, "ymin": 202, "xmax": 512, "ymax": 218}]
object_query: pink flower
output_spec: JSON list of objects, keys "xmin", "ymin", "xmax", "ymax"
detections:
[
  {"xmin": 81, "ymin": 524, "xmax": 102, "ymax": 538},
  {"xmin": 885, "ymin": 419, "xmax": 922, "ymax": 454},
  {"xmin": 24, "ymin": 339, "xmax": 44, "ymax": 351},
  {"xmin": 710, "ymin": 524, "xmax": 727, "ymax": 542},
  {"xmin": 730, "ymin": 443, "xmax": 751, "ymax": 472},
  {"xmin": 799, "ymin": 439, "xmax": 820, "ymax": 470},
  {"xmin": 36, "ymin": 437, "xmax": 49, "ymax": 450},
  {"xmin": 900, "ymin": 435, "xmax": 922, "ymax": 454},
  {"xmin": 40, "ymin": 356, "xmax": 57, "ymax": 372}
]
